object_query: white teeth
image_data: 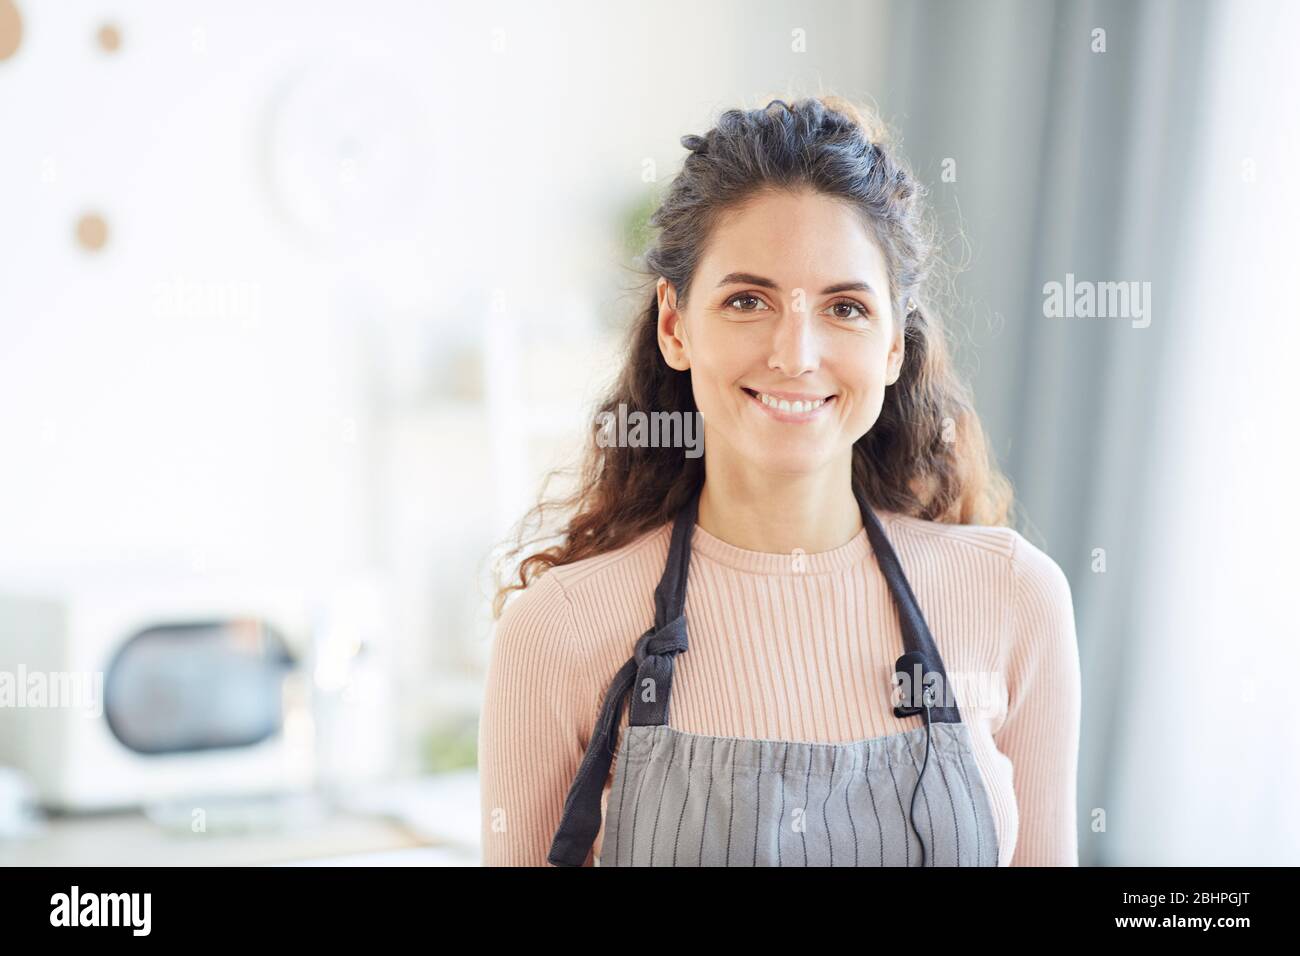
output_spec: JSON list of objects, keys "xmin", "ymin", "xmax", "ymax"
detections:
[{"xmin": 752, "ymin": 391, "xmax": 829, "ymax": 413}]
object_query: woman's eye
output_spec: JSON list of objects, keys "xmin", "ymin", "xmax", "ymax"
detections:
[
  {"xmin": 724, "ymin": 293, "xmax": 769, "ymax": 312},
  {"xmin": 827, "ymin": 300, "xmax": 869, "ymax": 321}
]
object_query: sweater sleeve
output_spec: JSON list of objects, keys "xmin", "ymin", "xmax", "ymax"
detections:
[
  {"xmin": 995, "ymin": 531, "xmax": 1083, "ymax": 866},
  {"xmin": 477, "ymin": 572, "xmax": 598, "ymax": 866}
]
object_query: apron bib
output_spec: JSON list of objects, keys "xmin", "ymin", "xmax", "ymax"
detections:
[{"xmin": 547, "ymin": 488, "xmax": 1001, "ymax": 867}]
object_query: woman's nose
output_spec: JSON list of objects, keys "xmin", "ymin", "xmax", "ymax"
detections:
[{"xmin": 768, "ymin": 307, "xmax": 821, "ymax": 376}]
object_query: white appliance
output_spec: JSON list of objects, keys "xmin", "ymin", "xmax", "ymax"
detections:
[{"xmin": 0, "ymin": 574, "xmax": 328, "ymax": 812}]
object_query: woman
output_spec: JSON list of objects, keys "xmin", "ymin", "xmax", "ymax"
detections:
[{"xmin": 478, "ymin": 96, "xmax": 1081, "ymax": 867}]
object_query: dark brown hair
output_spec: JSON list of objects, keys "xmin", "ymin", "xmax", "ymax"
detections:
[{"xmin": 492, "ymin": 95, "xmax": 1014, "ymax": 618}]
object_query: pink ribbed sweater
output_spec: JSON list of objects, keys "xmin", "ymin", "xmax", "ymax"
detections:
[{"xmin": 478, "ymin": 508, "xmax": 1082, "ymax": 866}]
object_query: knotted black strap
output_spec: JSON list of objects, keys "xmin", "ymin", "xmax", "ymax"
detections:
[{"xmin": 546, "ymin": 491, "xmax": 699, "ymax": 867}]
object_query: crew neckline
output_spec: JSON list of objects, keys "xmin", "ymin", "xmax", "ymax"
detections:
[{"xmin": 687, "ymin": 510, "xmax": 896, "ymax": 576}]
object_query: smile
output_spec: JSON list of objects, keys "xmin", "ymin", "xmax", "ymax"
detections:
[{"xmin": 741, "ymin": 387, "xmax": 836, "ymax": 422}]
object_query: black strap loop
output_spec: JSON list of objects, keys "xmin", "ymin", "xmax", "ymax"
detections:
[{"xmin": 628, "ymin": 615, "xmax": 688, "ymax": 727}]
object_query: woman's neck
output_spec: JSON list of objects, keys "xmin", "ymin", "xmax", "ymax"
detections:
[{"xmin": 696, "ymin": 460, "xmax": 863, "ymax": 555}]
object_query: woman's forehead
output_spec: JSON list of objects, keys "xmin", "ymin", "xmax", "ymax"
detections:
[{"xmin": 698, "ymin": 189, "xmax": 890, "ymax": 288}]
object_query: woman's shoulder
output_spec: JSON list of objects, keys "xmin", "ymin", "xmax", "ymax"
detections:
[
  {"xmin": 883, "ymin": 509, "xmax": 1017, "ymax": 556},
  {"xmin": 544, "ymin": 521, "xmax": 673, "ymax": 591},
  {"xmin": 884, "ymin": 512, "xmax": 1077, "ymax": 684},
  {"xmin": 883, "ymin": 510, "xmax": 1073, "ymax": 609},
  {"xmin": 494, "ymin": 521, "xmax": 672, "ymax": 638}
]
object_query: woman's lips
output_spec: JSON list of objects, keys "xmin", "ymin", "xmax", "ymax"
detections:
[{"xmin": 741, "ymin": 387, "xmax": 836, "ymax": 422}]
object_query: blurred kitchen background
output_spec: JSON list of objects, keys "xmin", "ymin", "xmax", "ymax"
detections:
[{"xmin": 0, "ymin": 0, "xmax": 1296, "ymax": 865}]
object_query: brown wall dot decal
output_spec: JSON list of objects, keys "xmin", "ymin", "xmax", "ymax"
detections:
[
  {"xmin": 0, "ymin": 0, "xmax": 22, "ymax": 62},
  {"xmin": 97, "ymin": 22, "xmax": 121, "ymax": 53},
  {"xmin": 76, "ymin": 212, "xmax": 109, "ymax": 251}
]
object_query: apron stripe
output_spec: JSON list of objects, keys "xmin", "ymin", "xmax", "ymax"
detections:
[
  {"xmin": 864, "ymin": 747, "xmax": 885, "ymax": 866},
  {"xmin": 725, "ymin": 747, "xmax": 736, "ymax": 865},
  {"xmin": 822, "ymin": 749, "xmax": 838, "ymax": 865},
  {"xmin": 954, "ymin": 749, "xmax": 984, "ymax": 866},
  {"xmin": 934, "ymin": 753, "xmax": 962, "ymax": 864},
  {"xmin": 671, "ymin": 736, "xmax": 696, "ymax": 866},
  {"xmin": 845, "ymin": 748, "xmax": 861, "ymax": 866},
  {"xmin": 886, "ymin": 748, "xmax": 913, "ymax": 866},
  {"xmin": 648, "ymin": 729, "xmax": 678, "ymax": 862},
  {"xmin": 697, "ymin": 738, "xmax": 715, "ymax": 866},
  {"xmin": 777, "ymin": 746, "xmax": 789, "ymax": 867}
]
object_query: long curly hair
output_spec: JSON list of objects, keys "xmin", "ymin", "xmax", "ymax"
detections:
[{"xmin": 491, "ymin": 94, "xmax": 1015, "ymax": 618}]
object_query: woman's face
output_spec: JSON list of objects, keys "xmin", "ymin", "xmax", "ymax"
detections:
[{"xmin": 657, "ymin": 186, "xmax": 904, "ymax": 478}]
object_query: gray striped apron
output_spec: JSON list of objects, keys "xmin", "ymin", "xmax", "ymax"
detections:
[{"xmin": 547, "ymin": 488, "xmax": 1001, "ymax": 867}]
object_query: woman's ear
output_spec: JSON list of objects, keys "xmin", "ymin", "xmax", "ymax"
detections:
[
  {"xmin": 885, "ymin": 321, "xmax": 905, "ymax": 386},
  {"xmin": 656, "ymin": 277, "xmax": 691, "ymax": 371}
]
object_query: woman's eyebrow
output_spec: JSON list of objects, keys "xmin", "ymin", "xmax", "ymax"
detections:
[
  {"xmin": 716, "ymin": 272, "xmax": 878, "ymax": 298},
  {"xmin": 821, "ymin": 280, "xmax": 878, "ymax": 298}
]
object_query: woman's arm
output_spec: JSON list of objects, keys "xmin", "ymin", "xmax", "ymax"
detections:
[
  {"xmin": 478, "ymin": 573, "xmax": 597, "ymax": 866},
  {"xmin": 996, "ymin": 532, "xmax": 1084, "ymax": 866}
]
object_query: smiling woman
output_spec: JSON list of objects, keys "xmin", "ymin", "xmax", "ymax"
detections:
[{"xmin": 480, "ymin": 96, "xmax": 1081, "ymax": 868}]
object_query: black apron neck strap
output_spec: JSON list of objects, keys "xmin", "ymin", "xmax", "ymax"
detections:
[
  {"xmin": 652, "ymin": 488, "xmax": 700, "ymax": 629},
  {"xmin": 546, "ymin": 489, "xmax": 698, "ymax": 866},
  {"xmin": 856, "ymin": 488, "xmax": 962, "ymax": 724},
  {"xmin": 625, "ymin": 488, "xmax": 699, "ymax": 727}
]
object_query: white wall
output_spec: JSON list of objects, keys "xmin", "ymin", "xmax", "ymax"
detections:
[{"xmin": 0, "ymin": 0, "xmax": 891, "ymax": 772}]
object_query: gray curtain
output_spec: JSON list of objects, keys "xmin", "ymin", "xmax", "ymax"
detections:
[{"xmin": 869, "ymin": 0, "xmax": 1218, "ymax": 865}]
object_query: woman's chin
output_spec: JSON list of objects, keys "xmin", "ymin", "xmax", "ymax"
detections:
[{"xmin": 739, "ymin": 445, "xmax": 842, "ymax": 477}]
